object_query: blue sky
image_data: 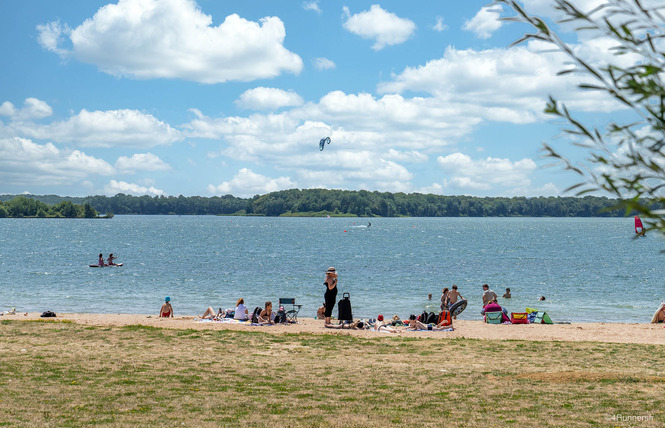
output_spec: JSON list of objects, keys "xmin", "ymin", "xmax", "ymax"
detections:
[{"xmin": 0, "ymin": 0, "xmax": 628, "ymax": 197}]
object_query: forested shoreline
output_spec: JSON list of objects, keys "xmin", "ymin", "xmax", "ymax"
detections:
[
  {"xmin": 0, "ymin": 189, "xmax": 648, "ymax": 218},
  {"xmin": 0, "ymin": 196, "xmax": 99, "ymax": 218}
]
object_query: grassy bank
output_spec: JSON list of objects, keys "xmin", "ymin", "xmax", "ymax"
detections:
[{"xmin": 0, "ymin": 320, "xmax": 663, "ymax": 427}]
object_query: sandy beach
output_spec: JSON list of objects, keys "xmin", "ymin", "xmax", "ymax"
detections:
[{"xmin": 6, "ymin": 312, "xmax": 664, "ymax": 344}]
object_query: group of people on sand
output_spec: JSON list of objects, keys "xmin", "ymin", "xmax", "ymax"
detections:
[
  {"xmin": 96, "ymin": 253, "xmax": 119, "ymax": 267},
  {"xmin": 161, "ymin": 297, "xmax": 281, "ymax": 325}
]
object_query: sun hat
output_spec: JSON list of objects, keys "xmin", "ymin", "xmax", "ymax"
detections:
[
  {"xmin": 377, "ymin": 314, "xmax": 384, "ymax": 321},
  {"xmin": 165, "ymin": 296, "xmax": 170, "ymax": 302},
  {"xmin": 327, "ymin": 267, "xmax": 336, "ymax": 272}
]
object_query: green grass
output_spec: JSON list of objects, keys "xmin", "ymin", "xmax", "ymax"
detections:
[{"xmin": 0, "ymin": 320, "xmax": 663, "ymax": 426}]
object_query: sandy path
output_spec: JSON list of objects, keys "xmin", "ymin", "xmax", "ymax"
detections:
[{"xmin": 5, "ymin": 312, "xmax": 664, "ymax": 345}]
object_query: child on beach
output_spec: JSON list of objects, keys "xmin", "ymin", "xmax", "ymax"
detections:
[
  {"xmin": 160, "ymin": 297, "xmax": 173, "ymax": 318},
  {"xmin": 317, "ymin": 303, "xmax": 326, "ymax": 320}
]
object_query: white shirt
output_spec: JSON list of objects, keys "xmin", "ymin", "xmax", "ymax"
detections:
[{"xmin": 234, "ymin": 303, "xmax": 248, "ymax": 320}]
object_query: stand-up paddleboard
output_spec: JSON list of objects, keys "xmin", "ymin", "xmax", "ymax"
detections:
[
  {"xmin": 449, "ymin": 299, "xmax": 467, "ymax": 317},
  {"xmin": 89, "ymin": 263, "xmax": 123, "ymax": 268}
]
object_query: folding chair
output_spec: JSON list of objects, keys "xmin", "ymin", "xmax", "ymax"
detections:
[
  {"xmin": 485, "ymin": 311, "xmax": 503, "ymax": 324},
  {"xmin": 278, "ymin": 298, "xmax": 302, "ymax": 323}
]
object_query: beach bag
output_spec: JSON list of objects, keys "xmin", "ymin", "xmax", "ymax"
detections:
[
  {"xmin": 40, "ymin": 311, "xmax": 56, "ymax": 318},
  {"xmin": 438, "ymin": 310, "xmax": 452, "ymax": 326},
  {"xmin": 337, "ymin": 292, "xmax": 353, "ymax": 322},
  {"xmin": 426, "ymin": 312, "xmax": 438, "ymax": 324},
  {"xmin": 251, "ymin": 307, "xmax": 262, "ymax": 323},
  {"xmin": 418, "ymin": 310, "xmax": 428, "ymax": 323},
  {"xmin": 274, "ymin": 308, "xmax": 286, "ymax": 324},
  {"xmin": 511, "ymin": 312, "xmax": 528, "ymax": 324}
]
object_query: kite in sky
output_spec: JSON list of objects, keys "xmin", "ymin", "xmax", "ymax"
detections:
[{"xmin": 319, "ymin": 137, "xmax": 331, "ymax": 151}]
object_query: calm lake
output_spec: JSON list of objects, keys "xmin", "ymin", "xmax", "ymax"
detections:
[{"xmin": 0, "ymin": 216, "xmax": 663, "ymax": 323}]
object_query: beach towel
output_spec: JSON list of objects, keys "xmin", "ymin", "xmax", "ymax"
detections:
[
  {"xmin": 409, "ymin": 328, "xmax": 454, "ymax": 332},
  {"xmin": 650, "ymin": 302, "xmax": 665, "ymax": 323}
]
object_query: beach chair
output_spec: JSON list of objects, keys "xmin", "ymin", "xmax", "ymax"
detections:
[
  {"xmin": 485, "ymin": 311, "xmax": 503, "ymax": 324},
  {"xmin": 278, "ymin": 298, "xmax": 302, "ymax": 323}
]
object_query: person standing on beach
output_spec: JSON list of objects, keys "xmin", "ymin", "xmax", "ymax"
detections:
[
  {"xmin": 440, "ymin": 288, "xmax": 449, "ymax": 310},
  {"xmin": 482, "ymin": 284, "xmax": 497, "ymax": 307},
  {"xmin": 323, "ymin": 267, "xmax": 338, "ymax": 325},
  {"xmin": 447, "ymin": 285, "xmax": 464, "ymax": 319},
  {"xmin": 160, "ymin": 296, "xmax": 173, "ymax": 318}
]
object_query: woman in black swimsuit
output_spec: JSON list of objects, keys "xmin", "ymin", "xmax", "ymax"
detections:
[{"xmin": 323, "ymin": 267, "xmax": 338, "ymax": 325}]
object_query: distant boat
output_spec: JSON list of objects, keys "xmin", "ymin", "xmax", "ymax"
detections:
[{"xmin": 634, "ymin": 216, "xmax": 646, "ymax": 237}]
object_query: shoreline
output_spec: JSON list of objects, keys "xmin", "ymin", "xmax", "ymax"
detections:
[{"xmin": 6, "ymin": 312, "xmax": 665, "ymax": 345}]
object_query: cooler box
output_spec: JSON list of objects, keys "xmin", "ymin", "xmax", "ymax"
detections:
[{"xmin": 511, "ymin": 312, "xmax": 528, "ymax": 324}]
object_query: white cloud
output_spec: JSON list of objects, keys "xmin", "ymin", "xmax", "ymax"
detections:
[
  {"xmin": 37, "ymin": 0, "xmax": 302, "ymax": 83},
  {"xmin": 115, "ymin": 153, "xmax": 171, "ymax": 173},
  {"xmin": 378, "ymin": 43, "xmax": 627, "ymax": 121},
  {"xmin": 208, "ymin": 168, "xmax": 296, "ymax": 197},
  {"xmin": 313, "ymin": 57, "xmax": 336, "ymax": 71},
  {"xmin": 463, "ymin": 5, "xmax": 503, "ymax": 39},
  {"xmin": 8, "ymin": 109, "xmax": 181, "ymax": 148},
  {"xmin": 437, "ymin": 153, "xmax": 537, "ymax": 192},
  {"xmin": 303, "ymin": 1, "xmax": 321, "ymax": 14},
  {"xmin": 0, "ymin": 98, "xmax": 53, "ymax": 121},
  {"xmin": 0, "ymin": 137, "xmax": 114, "ymax": 186},
  {"xmin": 36, "ymin": 20, "xmax": 69, "ymax": 55},
  {"xmin": 104, "ymin": 179, "xmax": 164, "ymax": 196},
  {"xmin": 235, "ymin": 87, "xmax": 304, "ymax": 111},
  {"xmin": 433, "ymin": 16, "xmax": 447, "ymax": 32},
  {"xmin": 342, "ymin": 5, "xmax": 416, "ymax": 50}
]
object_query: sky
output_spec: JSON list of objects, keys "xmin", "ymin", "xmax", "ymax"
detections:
[{"xmin": 0, "ymin": 0, "xmax": 634, "ymax": 198}]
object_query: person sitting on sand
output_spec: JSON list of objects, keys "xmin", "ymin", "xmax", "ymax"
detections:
[
  {"xmin": 233, "ymin": 298, "xmax": 249, "ymax": 320},
  {"xmin": 316, "ymin": 303, "xmax": 326, "ymax": 320},
  {"xmin": 482, "ymin": 299, "xmax": 509, "ymax": 323},
  {"xmin": 503, "ymin": 288, "xmax": 511, "ymax": 298},
  {"xmin": 374, "ymin": 314, "xmax": 398, "ymax": 333},
  {"xmin": 258, "ymin": 301, "xmax": 274, "ymax": 325},
  {"xmin": 160, "ymin": 296, "xmax": 173, "ymax": 318},
  {"xmin": 107, "ymin": 253, "xmax": 118, "ymax": 266},
  {"xmin": 651, "ymin": 303, "xmax": 665, "ymax": 323},
  {"xmin": 98, "ymin": 253, "xmax": 105, "ymax": 267},
  {"xmin": 325, "ymin": 320, "xmax": 365, "ymax": 329}
]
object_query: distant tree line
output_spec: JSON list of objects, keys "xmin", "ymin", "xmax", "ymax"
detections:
[
  {"xmin": 0, "ymin": 196, "xmax": 98, "ymax": 218},
  {"xmin": 1, "ymin": 189, "xmax": 655, "ymax": 217}
]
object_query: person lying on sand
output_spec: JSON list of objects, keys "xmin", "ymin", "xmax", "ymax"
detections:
[
  {"xmin": 325, "ymin": 320, "xmax": 365, "ymax": 329},
  {"xmin": 374, "ymin": 314, "xmax": 398, "ymax": 333},
  {"xmin": 406, "ymin": 318, "xmax": 454, "ymax": 331},
  {"xmin": 200, "ymin": 306, "xmax": 220, "ymax": 320}
]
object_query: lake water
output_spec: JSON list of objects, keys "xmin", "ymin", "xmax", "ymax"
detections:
[{"xmin": 0, "ymin": 216, "xmax": 663, "ymax": 323}]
